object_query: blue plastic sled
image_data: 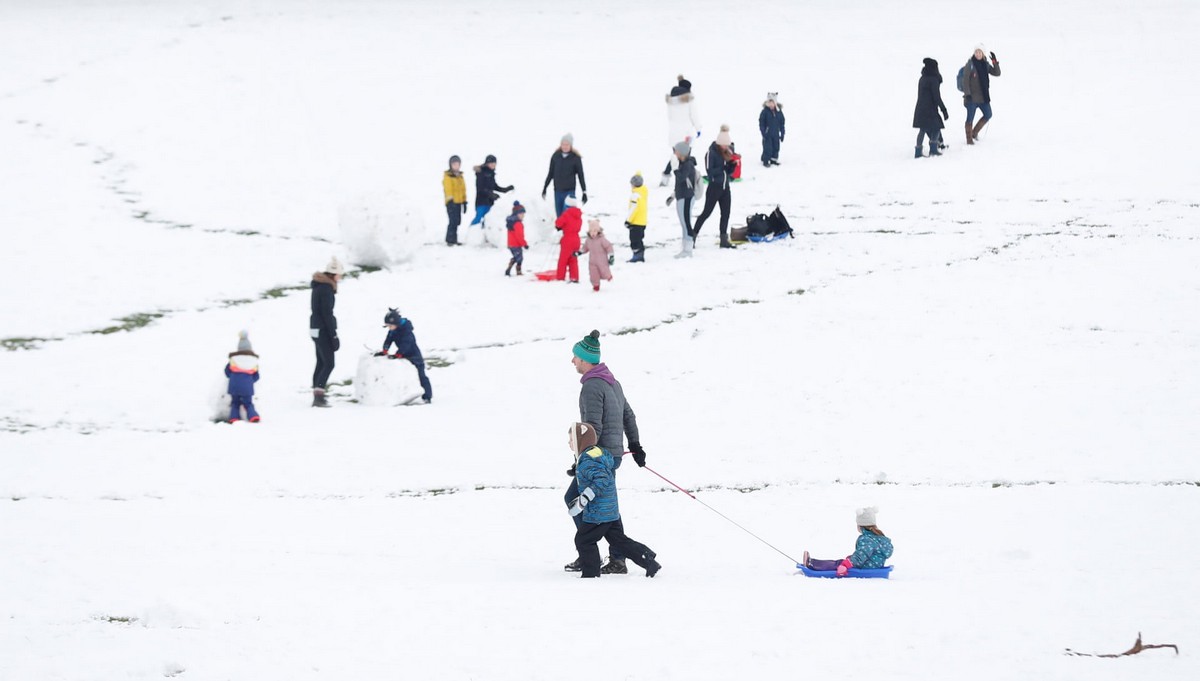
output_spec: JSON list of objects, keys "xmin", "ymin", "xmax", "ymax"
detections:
[
  {"xmin": 746, "ymin": 232, "xmax": 791, "ymax": 243},
  {"xmin": 797, "ymin": 565, "xmax": 893, "ymax": 579}
]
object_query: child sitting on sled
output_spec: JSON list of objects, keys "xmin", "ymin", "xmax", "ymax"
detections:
[
  {"xmin": 802, "ymin": 506, "xmax": 893, "ymax": 575},
  {"xmin": 224, "ymin": 330, "xmax": 261, "ymax": 422},
  {"xmin": 374, "ymin": 308, "xmax": 432, "ymax": 404}
]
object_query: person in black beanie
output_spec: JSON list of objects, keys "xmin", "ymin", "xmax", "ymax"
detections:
[
  {"xmin": 470, "ymin": 155, "xmax": 513, "ymax": 227},
  {"xmin": 541, "ymin": 134, "xmax": 588, "ymax": 217},
  {"xmin": 913, "ymin": 58, "xmax": 949, "ymax": 158}
]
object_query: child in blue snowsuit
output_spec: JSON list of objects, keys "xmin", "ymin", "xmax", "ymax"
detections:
[
  {"xmin": 374, "ymin": 308, "xmax": 432, "ymax": 403},
  {"xmin": 803, "ymin": 506, "xmax": 893, "ymax": 575},
  {"xmin": 224, "ymin": 331, "xmax": 261, "ymax": 422},
  {"xmin": 567, "ymin": 422, "xmax": 661, "ymax": 578}
]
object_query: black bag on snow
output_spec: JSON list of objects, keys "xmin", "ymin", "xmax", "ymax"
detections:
[
  {"xmin": 746, "ymin": 213, "xmax": 772, "ymax": 236},
  {"xmin": 767, "ymin": 206, "xmax": 794, "ymax": 237}
]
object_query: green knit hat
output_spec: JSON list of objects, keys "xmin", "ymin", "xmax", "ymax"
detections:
[{"xmin": 572, "ymin": 330, "xmax": 601, "ymax": 364}]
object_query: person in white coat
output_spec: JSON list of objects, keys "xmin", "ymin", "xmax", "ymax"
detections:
[{"xmin": 660, "ymin": 75, "xmax": 702, "ymax": 186}]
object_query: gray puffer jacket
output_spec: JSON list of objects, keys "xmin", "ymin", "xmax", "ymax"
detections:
[{"xmin": 578, "ymin": 363, "xmax": 640, "ymax": 467}]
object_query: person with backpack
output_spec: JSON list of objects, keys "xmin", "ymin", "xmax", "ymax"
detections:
[
  {"xmin": 959, "ymin": 45, "xmax": 1001, "ymax": 145},
  {"xmin": 665, "ymin": 141, "xmax": 699, "ymax": 258},
  {"xmin": 758, "ymin": 93, "xmax": 785, "ymax": 167},
  {"xmin": 541, "ymin": 134, "xmax": 588, "ymax": 217},
  {"xmin": 913, "ymin": 58, "xmax": 950, "ymax": 158}
]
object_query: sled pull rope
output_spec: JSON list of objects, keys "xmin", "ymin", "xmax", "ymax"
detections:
[{"xmin": 639, "ymin": 460, "xmax": 801, "ymax": 565}]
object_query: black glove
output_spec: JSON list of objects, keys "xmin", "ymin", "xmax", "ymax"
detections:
[
  {"xmin": 374, "ymin": 350, "xmax": 388, "ymax": 357},
  {"xmin": 624, "ymin": 221, "xmax": 632, "ymax": 229},
  {"xmin": 629, "ymin": 442, "xmax": 647, "ymax": 467},
  {"xmin": 566, "ymin": 465, "xmax": 576, "ymax": 477},
  {"xmin": 541, "ymin": 189, "xmax": 547, "ymax": 199},
  {"xmin": 331, "ymin": 336, "xmax": 340, "ymax": 352},
  {"xmin": 523, "ymin": 245, "xmax": 529, "ymax": 250},
  {"xmin": 942, "ymin": 109, "xmax": 949, "ymax": 121},
  {"xmin": 666, "ymin": 196, "xmax": 674, "ymax": 206},
  {"xmin": 581, "ymin": 192, "xmax": 588, "ymax": 204},
  {"xmin": 989, "ymin": 51, "xmax": 997, "ymax": 62},
  {"xmin": 607, "ymin": 254, "xmax": 614, "ymax": 265},
  {"xmin": 780, "ymin": 134, "xmax": 785, "ymax": 143},
  {"xmin": 462, "ymin": 203, "xmax": 468, "ymax": 214}
]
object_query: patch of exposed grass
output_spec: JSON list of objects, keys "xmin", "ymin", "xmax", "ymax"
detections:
[
  {"xmin": 425, "ymin": 356, "xmax": 453, "ymax": 368},
  {"xmin": 97, "ymin": 615, "xmax": 138, "ymax": 625},
  {"xmin": 91, "ymin": 311, "xmax": 167, "ymax": 335},
  {"xmin": 732, "ymin": 298, "xmax": 760, "ymax": 305},
  {"xmin": 2, "ymin": 337, "xmax": 58, "ymax": 351},
  {"xmin": 788, "ymin": 288, "xmax": 806, "ymax": 296}
]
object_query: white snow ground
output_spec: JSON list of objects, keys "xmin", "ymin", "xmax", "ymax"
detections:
[{"xmin": 2, "ymin": 1, "xmax": 1199, "ymax": 679}]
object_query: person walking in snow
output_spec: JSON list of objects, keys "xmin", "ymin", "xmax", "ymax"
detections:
[
  {"xmin": 801, "ymin": 507, "xmax": 894, "ymax": 576},
  {"xmin": 582, "ymin": 219, "xmax": 614, "ymax": 291},
  {"xmin": 541, "ymin": 134, "xmax": 588, "ymax": 217},
  {"xmin": 567, "ymin": 422, "xmax": 661, "ymax": 579},
  {"xmin": 692, "ymin": 125, "xmax": 738, "ymax": 249},
  {"xmin": 961, "ymin": 45, "xmax": 1001, "ymax": 145},
  {"xmin": 625, "ymin": 172, "xmax": 648, "ymax": 262},
  {"xmin": 913, "ymin": 58, "xmax": 950, "ymax": 158},
  {"xmin": 758, "ymin": 92, "xmax": 786, "ymax": 167},
  {"xmin": 225, "ymin": 331, "xmax": 261, "ymax": 423},
  {"xmin": 563, "ymin": 330, "xmax": 647, "ymax": 574},
  {"xmin": 470, "ymin": 155, "xmax": 514, "ymax": 227},
  {"xmin": 443, "ymin": 155, "xmax": 468, "ymax": 245},
  {"xmin": 554, "ymin": 196, "xmax": 583, "ymax": 283},
  {"xmin": 661, "ymin": 75, "xmax": 701, "ymax": 185},
  {"xmin": 374, "ymin": 308, "xmax": 432, "ymax": 404},
  {"xmin": 505, "ymin": 201, "xmax": 529, "ymax": 276},
  {"xmin": 309, "ymin": 256, "xmax": 343, "ymax": 408},
  {"xmin": 665, "ymin": 141, "xmax": 700, "ymax": 258}
]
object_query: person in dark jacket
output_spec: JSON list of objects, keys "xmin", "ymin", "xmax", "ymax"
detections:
[
  {"xmin": 562, "ymin": 330, "xmax": 647, "ymax": 575},
  {"xmin": 541, "ymin": 134, "xmax": 588, "ymax": 216},
  {"xmin": 962, "ymin": 45, "xmax": 1001, "ymax": 144},
  {"xmin": 692, "ymin": 124, "xmax": 738, "ymax": 249},
  {"xmin": 470, "ymin": 155, "xmax": 513, "ymax": 227},
  {"xmin": 665, "ymin": 141, "xmax": 699, "ymax": 258},
  {"xmin": 225, "ymin": 330, "xmax": 261, "ymax": 422},
  {"xmin": 567, "ymin": 422, "xmax": 661, "ymax": 579},
  {"xmin": 374, "ymin": 308, "xmax": 432, "ymax": 403},
  {"xmin": 758, "ymin": 93, "xmax": 786, "ymax": 167},
  {"xmin": 309, "ymin": 257, "xmax": 343, "ymax": 408},
  {"xmin": 913, "ymin": 58, "xmax": 950, "ymax": 158}
]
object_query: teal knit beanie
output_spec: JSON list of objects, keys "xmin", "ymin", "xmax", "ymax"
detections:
[{"xmin": 572, "ymin": 330, "xmax": 601, "ymax": 364}]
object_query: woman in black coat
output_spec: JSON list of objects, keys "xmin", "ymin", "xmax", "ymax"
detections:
[
  {"xmin": 309, "ymin": 256, "xmax": 343, "ymax": 407},
  {"xmin": 912, "ymin": 57, "xmax": 949, "ymax": 158}
]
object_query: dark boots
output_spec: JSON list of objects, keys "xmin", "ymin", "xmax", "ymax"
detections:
[
  {"xmin": 515, "ymin": 262, "xmax": 522, "ymax": 276},
  {"xmin": 965, "ymin": 121, "xmax": 974, "ymax": 145},
  {"xmin": 312, "ymin": 388, "xmax": 330, "ymax": 408},
  {"xmin": 628, "ymin": 251, "xmax": 645, "ymax": 263},
  {"xmin": 928, "ymin": 141, "xmax": 942, "ymax": 156},
  {"xmin": 972, "ymin": 118, "xmax": 988, "ymax": 141},
  {"xmin": 505, "ymin": 258, "xmax": 515, "ymax": 276},
  {"xmin": 914, "ymin": 145, "xmax": 923, "ymax": 159}
]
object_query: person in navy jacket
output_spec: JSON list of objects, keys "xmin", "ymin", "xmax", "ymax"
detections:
[
  {"xmin": 225, "ymin": 330, "xmax": 261, "ymax": 422},
  {"xmin": 375, "ymin": 308, "xmax": 432, "ymax": 403}
]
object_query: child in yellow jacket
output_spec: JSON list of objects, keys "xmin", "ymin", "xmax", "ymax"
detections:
[
  {"xmin": 626, "ymin": 172, "xmax": 648, "ymax": 262},
  {"xmin": 443, "ymin": 155, "xmax": 468, "ymax": 246}
]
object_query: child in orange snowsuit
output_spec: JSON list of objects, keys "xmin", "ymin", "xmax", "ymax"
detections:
[{"xmin": 554, "ymin": 196, "xmax": 583, "ymax": 282}]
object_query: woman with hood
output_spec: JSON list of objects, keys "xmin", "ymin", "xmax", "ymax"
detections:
[
  {"xmin": 913, "ymin": 58, "xmax": 950, "ymax": 158},
  {"xmin": 660, "ymin": 75, "xmax": 702, "ymax": 186}
]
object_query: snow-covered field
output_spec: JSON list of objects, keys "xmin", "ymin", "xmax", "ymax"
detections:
[{"xmin": 2, "ymin": 1, "xmax": 1198, "ymax": 679}]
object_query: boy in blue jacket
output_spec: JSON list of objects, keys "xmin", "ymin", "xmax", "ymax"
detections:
[
  {"xmin": 374, "ymin": 308, "xmax": 432, "ymax": 403},
  {"xmin": 224, "ymin": 331, "xmax": 261, "ymax": 422},
  {"xmin": 567, "ymin": 422, "xmax": 661, "ymax": 578}
]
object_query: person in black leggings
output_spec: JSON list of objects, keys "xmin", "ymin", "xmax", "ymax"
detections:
[{"xmin": 692, "ymin": 124, "xmax": 738, "ymax": 249}]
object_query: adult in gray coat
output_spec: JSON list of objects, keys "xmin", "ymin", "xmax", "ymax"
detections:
[
  {"xmin": 962, "ymin": 45, "xmax": 1001, "ymax": 145},
  {"xmin": 563, "ymin": 329, "xmax": 647, "ymax": 575}
]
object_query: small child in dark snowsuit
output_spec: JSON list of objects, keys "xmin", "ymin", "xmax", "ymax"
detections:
[
  {"xmin": 505, "ymin": 201, "xmax": 529, "ymax": 276},
  {"xmin": 374, "ymin": 308, "xmax": 432, "ymax": 403},
  {"xmin": 567, "ymin": 422, "xmax": 661, "ymax": 578},
  {"xmin": 802, "ymin": 506, "xmax": 894, "ymax": 575},
  {"xmin": 225, "ymin": 330, "xmax": 261, "ymax": 422}
]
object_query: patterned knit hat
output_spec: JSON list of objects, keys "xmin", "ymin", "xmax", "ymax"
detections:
[
  {"xmin": 512, "ymin": 201, "xmax": 525, "ymax": 215},
  {"xmin": 856, "ymin": 506, "xmax": 878, "ymax": 527},
  {"xmin": 572, "ymin": 330, "xmax": 601, "ymax": 363}
]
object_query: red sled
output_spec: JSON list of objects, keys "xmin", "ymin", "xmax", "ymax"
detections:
[{"xmin": 534, "ymin": 270, "xmax": 558, "ymax": 281}]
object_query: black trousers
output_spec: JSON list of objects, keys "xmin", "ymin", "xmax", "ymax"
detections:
[
  {"xmin": 575, "ymin": 519, "xmax": 655, "ymax": 578},
  {"xmin": 628, "ymin": 225, "xmax": 646, "ymax": 254},
  {"xmin": 693, "ymin": 183, "xmax": 731, "ymax": 239},
  {"xmin": 312, "ymin": 336, "xmax": 336, "ymax": 389},
  {"xmin": 446, "ymin": 202, "xmax": 463, "ymax": 244}
]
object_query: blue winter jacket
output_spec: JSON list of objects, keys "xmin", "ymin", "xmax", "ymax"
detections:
[
  {"xmin": 758, "ymin": 105, "xmax": 785, "ymax": 140},
  {"xmin": 383, "ymin": 319, "xmax": 422, "ymax": 358},
  {"xmin": 575, "ymin": 446, "xmax": 619, "ymax": 524},
  {"xmin": 848, "ymin": 529, "xmax": 893, "ymax": 568},
  {"xmin": 224, "ymin": 352, "xmax": 260, "ymax": 396}
]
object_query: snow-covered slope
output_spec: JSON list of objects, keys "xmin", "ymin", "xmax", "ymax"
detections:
[{"xmin": 2, "ymin": 1, "xmax": 1198, "ymax": 680}]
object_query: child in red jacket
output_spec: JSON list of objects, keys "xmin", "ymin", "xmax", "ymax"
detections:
[
  {"xmin": 581, "ymin": 219, "xmax": 614, "ymax": 291},
  {"xmin": 505, "ymin": 201, "xmax": 529, "ymax": 276},
  {"xmin": 554, "ymin": 196, "xmax": 583, "ymax": 282}
]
